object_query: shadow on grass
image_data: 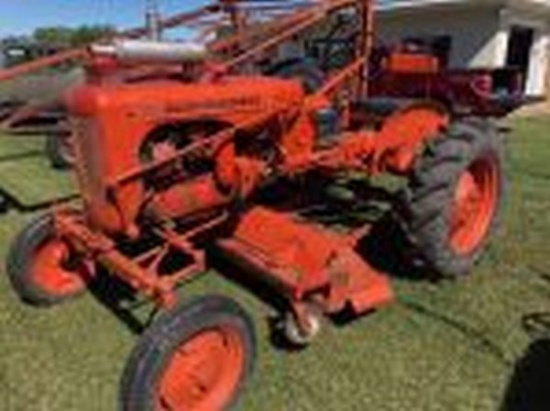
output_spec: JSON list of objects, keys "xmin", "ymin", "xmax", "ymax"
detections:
[
  {"xmin": 0, "ymin": 187, "xmax": 78, "ymax": 214},
  {"xmin": 501, "ymin": 308, "xmax": 550, "ymax": 411},
  {"xmin": 502, "ymin": 337, "xmax": 550, "ymax": 411},
  {"xmin": 356, "ymin": 211, "xmax": 427, "ymax": 282},
  {"xmin": 87, "ymin": 270, "xmax": 148, "ymax": 336}
]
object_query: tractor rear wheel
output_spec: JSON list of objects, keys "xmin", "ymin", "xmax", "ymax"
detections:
[
  {"xmin": 120, "ymin": 295, "xmax": 256, "ymax": 411},
  {"xmin": 6, "ymin": 214, "xmax": 94, "ymax": 306},
  {"xmin": 397, "ymin": 119, "xmax": 506, "ymax": 278}
]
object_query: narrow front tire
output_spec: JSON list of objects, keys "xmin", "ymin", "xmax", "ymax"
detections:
[{"xmin": 120, "ymin": 295, "xmax": 257, "ymax": 411}]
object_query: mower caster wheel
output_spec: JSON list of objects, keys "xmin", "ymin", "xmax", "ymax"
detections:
[
  {"xmin": 282, "ymin": 307, "xmax": 323, "ymax": 347},
  {"xmin": 6, "ymin": 214, "xmax": 94, "ymax": 307},
  {"xmin": 120, "ymin": 295, "xmax": 257, "ymax": 411}
]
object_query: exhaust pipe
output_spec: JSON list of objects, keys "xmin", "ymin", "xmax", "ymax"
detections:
[{"xmin": 90, "ymin": 39, "xmax": 208, "ymax": 63}]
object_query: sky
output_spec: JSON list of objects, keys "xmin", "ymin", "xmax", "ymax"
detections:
[{"xmin": 0, "ymin": 0, "xmax": 206, "ymax": 38}]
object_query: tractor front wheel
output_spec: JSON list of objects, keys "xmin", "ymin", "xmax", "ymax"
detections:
[
  {"xmin": 120, "ymin": 295, "xmax": 256, "ymax": 411},
  {"xmin": 7, "ymin": 214, "xmax": 94, "ymax": 306},
  {"xmin": 398, "ymin": 119, "xmax": 506, "ymax": 278}
]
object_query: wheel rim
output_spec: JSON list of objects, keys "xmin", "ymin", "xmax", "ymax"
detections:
[
  {"xmin": 156, "ymin": 327, "xmax": 245, "ymax": 411},
  {"xmin": 28, "ymin": 239, "xmax": 91, "ymax": 296},
  {"xmin": 449, "ymin": 155, "xmax": 499, "ymax": 255}
]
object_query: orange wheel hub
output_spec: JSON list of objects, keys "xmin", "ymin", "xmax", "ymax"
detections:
[
  {"xmin": 29, "ymin": 239, "xmax": 92, "ymax": 296},
  {"xmin": 449, "ymin": 156, "xmax": 499, "ymax": 255},
  {"xmin": 156, "ymin": 327, "xmax": 245, "ymax": 411}
]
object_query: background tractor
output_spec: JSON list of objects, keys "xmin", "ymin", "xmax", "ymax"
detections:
[
  {"xmin": 0, "ymin": 0, "xmax": 525, "ymax": 169},
  {"xmin": 3, "ymin": 1, "xmax": 526, "ymax": 410}
]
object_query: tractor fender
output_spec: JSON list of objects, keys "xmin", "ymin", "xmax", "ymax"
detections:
[{"xmin": 357, "ymin": 98, "xmax": 450, "ymax": 174}]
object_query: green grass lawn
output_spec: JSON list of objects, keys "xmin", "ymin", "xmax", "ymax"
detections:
[
  {"xmin": 0, "ymin": 70, "xmax": 83, "ymax": 103},
  {"xmin": 0, "ymin": 118, "xmax": 549, "ymax": 411}
]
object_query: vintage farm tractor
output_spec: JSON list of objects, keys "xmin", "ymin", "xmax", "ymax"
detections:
[{"xmin": 5, "ymin": 1, "xmax": 520, "ymax": 409}]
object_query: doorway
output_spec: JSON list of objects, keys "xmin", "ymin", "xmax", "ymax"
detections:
[
  {"xmin": 506, "ymin": 25, "xmax": 535, "ymax": 90},
  {"xmin": 402, "ymin": 35, "xmax": 453, "ymax": 67}
]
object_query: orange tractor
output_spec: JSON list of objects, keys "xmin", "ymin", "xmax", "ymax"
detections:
[{"xmin": 5, "ymin": 1, "xmax": 515, "ymax": 409}]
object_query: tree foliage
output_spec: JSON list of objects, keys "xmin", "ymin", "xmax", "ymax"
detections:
[
  {"xmin": 0, "ymin": 25, "xmax": 116, "ymax": 67},
  {"xmin": 71, "ymin": 25, "xmax": 116, "ymax": 46},
  {"xmin": 33, "ymin": 25, "xmax": 116, "ymax": 47}
]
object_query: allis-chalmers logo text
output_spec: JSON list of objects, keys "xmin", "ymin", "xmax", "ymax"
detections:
[{"xmin": 165, "ymin": 96, "xmax": 261, "ymax": 113}]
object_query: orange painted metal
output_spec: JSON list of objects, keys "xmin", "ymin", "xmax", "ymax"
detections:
[
  {"xmin": 155, "ymin": 326, "xmax": 245, "ymax": 411},
  {"xmin": 280, "ymin": 101, "xmax": 448, "ymax": 176},
  {"xmin": 66, "ymin": 76, "xmax": 303, "ymax": 236},
  {"xmin": 147, "ymin": 175, "xmax": 230, "ymax": 220},
  {"xmin": 49, "ymin": 0, "xmax": 451, "ymax": 314},
  {"xmin": 382, "ymin": 52, "xmax": 440, "ymax": 74},
  {"xmin": 368, "ymin": 102, "xmax": 449, "ymax": 174},
  {"xmin": 218, "ymin": 207, "xmax": 393, "ymax": 314},
  {"xmin": 28, "ymin": 237, "xmax": 94, "ymax": 297},
  {"xmin": 449, "ymin": 156, "xmax": 500, "ymax": 255},
  {"xmin": 54, "ymin": 210, "xmax": 181, "ymax": 307},
  {"xmin": 15, "ymin": 1, "xmax": 452, "ymax": 320}
]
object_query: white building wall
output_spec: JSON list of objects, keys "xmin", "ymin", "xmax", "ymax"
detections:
[
  {"xmin": 377, "ymin": 6, "xmax": 502, "ymax": 68},
  {"xmin": 526, "ymin": 32, "xmax": 550, "ymax": 95},
  {"xmin": 500, "ymin": 7, "xmax": 550, "ymax": 95}
]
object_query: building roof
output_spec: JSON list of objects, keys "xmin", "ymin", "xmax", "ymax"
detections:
[{"xmin": 377, "ymin": 0, "xmax": 550, "ymax": 12}]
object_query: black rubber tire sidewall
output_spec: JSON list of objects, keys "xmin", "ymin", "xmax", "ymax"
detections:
[
  {"xmin": 6, "ymin": 214, "xmax": 84, "ymax": 306},
  {"xmin": 398, "ymin": 119, "xmax": 507, "ymax": 278},
  {"xmin": 120, "ymin": 295, "xmax": 257, "ymax": 411}
]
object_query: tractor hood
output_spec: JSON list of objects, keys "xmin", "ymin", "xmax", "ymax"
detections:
[
  {"xmin": 64, "ymin": 75, "xmax": 306, "ymax": 234},
  {"xmin": 65, "ymin": 75, "xmax": 305, "ymax": 124}
]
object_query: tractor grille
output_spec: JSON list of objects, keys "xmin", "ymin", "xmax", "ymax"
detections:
[{"xmin": 71, "ymin": 117, "xmax": 103, "ymax": 203}]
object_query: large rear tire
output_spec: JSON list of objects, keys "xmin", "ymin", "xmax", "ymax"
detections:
[
  {"xmin": 120, "ymin": 295, "xmax": 257, "ymax": 411},
  {"xmin": 397, "ymin": 119, "xmax": 507, "ymax": 278},
  {"xmin": 7, "ymin": 214, "xmax": 94, "ymax": 306}
]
